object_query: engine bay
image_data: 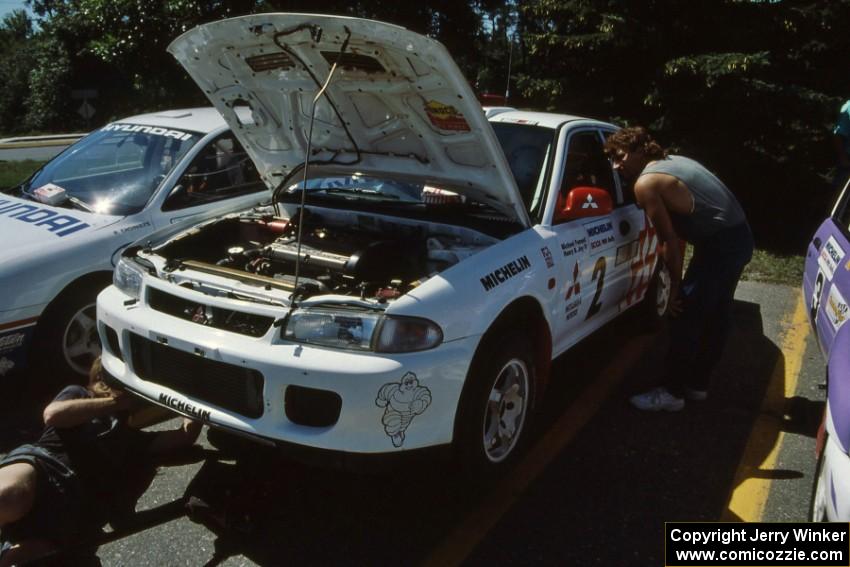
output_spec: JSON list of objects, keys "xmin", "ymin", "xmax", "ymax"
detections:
[{"xmin": 149, "ymin": 207, "xmax": 497, "ymax": 302}]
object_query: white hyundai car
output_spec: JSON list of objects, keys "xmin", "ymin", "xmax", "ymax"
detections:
[
  {"xmin": 97, "ymin": 14, "xmax": 668, "ymax": 471},
  {"xmin": 0, "ymin": 108, "xmax": 268, "ymax": 381}
]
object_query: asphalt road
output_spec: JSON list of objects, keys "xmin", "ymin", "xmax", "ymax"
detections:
[{"xmin": 0, "ymin": 280, "xmax": 824, "ymax": 566}]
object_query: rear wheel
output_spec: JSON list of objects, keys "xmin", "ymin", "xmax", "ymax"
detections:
[
  {"xmin": 455, "ymin": 334, "xmax": 537, "ymax": 474},
  {"xmin": 636, "ymin": 260, "xmax": 671, "ymax": 331}
]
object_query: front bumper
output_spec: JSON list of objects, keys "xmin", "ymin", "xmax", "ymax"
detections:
[{"xmin": 97, "ymin": 283, "xmax": 477, "ymax": 457}]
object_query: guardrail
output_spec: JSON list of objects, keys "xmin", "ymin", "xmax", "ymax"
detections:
[{"xmin": 0, "ymin": 133, "xmax": 88, "ymax": 148}]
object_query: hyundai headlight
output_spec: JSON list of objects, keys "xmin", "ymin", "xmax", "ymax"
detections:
[
  {"xmin": 113, "ymin": 257, "xmax": 145, "ymax": 299},
  {"xmin": 283, "ymin": 309, "xmax": 442, "ymax": 353}
]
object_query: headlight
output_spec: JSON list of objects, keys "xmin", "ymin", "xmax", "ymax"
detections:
[
  {"xmin": 113, "ymin": 257, "xmax": 145, "ymax": 299},
  {"xmin": 284, "ymin": 308, "xmax": 382, "ymax": 351},
  {"xmin": 283, "ymin": 309, "xmax": 442, "ymax": 353}
]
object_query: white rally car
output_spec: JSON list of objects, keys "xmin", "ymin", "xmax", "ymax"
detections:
[
  {"xmin": 0, "ymin": 108, "xmax": 268, "ymax": 381},
  {"xmin": 97, "ymin": 14, "xmax": 669, "ymax": 470}
]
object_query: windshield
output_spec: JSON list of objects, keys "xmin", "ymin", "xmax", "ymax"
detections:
[
  {"xmin": 491, "ymin": 122, "xmax": 556, "ymax": 220},
  {"xmin": 21, "ymin": 123, "xmax": 201, "ymax": 215}
]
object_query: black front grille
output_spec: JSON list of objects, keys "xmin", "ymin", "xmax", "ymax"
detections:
[
  {"xmin": 130, "ymin": 334, "xmax": 264, "ymax": 419},
  {"xmin": 147, "ymin": 287, "xmax": 274, "ymax": 338}
]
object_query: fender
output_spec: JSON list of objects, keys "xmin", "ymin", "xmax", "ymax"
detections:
[{"xmin": 826, "ymin": 322, "xmax": 850, "ymax": 452}]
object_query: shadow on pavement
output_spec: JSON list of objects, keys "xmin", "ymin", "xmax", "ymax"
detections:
[{"xmin": 4, "ymin": 297, "xmax": 822, "ymax": 566}]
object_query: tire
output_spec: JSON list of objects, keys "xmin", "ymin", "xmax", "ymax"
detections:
[
  {"xmin": 810, "ymin": 435, "xmax": 830, "ymax": 522},
  {"xmin": 636, "ymin": 260, "xmax": 672, "ymax": 330},
  {"xmin": 455, "ymin": 334, "xmax": 538, "ymax": 475},
  {"xmin": 32, "ymin": 282, "xmax": 106, "ymax": 387}
]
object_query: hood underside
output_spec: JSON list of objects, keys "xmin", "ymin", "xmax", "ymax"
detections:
[{"xmin": 168, "ymin": 13, "xmax": 530, "ymax": 226}]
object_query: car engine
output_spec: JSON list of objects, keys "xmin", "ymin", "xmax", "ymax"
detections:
[{"xmin": 151, "ymin": 208, "xmax": 494, "ymax": 302}]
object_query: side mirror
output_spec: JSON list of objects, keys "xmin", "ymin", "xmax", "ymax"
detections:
[{"xmin": 555, "ymin": 186, "xmax": 613, "ymax": 223}]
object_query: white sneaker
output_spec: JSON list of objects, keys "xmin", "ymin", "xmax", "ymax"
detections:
[
  {"xmin": 684, "ymin": 387, "xmax": 708, "ymax": 401},
  {"xmin": 630, "ymin": 387, "xmax": 685, "ymax": 412}
]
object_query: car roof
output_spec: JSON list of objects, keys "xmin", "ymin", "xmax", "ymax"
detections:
[
  {"xmin": 488, "ymin": 110, "xmax": 616, "ymax": 130},
  {"xmin": 117, "ymin": 108, "xmax": 226, "ymax": 134}
]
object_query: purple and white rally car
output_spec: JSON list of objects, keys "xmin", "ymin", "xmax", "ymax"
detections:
[{"xmin": 805, "ymin": 180, "xmax": 850, "ymax": 520}]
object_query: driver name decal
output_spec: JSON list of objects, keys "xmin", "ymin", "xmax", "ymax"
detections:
[
  {"xmin": 0, "ymin": 200, "xmax": 90, "ymax": 237},
  {"xmin": 480, "ymin": 255, "xmax": 531, "ymax": 291}
]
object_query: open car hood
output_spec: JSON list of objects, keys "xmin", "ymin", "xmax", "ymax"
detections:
[{"xmin": 168, "ymin": 13, "xmax": 530, "ymax": 226}]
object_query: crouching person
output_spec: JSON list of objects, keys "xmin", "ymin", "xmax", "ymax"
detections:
[{"xmin": 0, "ymin": 358, "xmax": 202, "ymax": 566}]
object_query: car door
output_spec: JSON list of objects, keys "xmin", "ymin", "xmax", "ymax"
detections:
[
  {"xmin": 155, "ymin": 132, "xmax": 265, "ymax": 228},
  {"xmin": 806, "ymin": 184, "xmax": 850, "ymax": 356},
  {"xmin": 550, "ymin": 128, "xmax": 620, "ymax": 350}
]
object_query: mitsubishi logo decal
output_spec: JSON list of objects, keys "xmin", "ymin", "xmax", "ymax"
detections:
[{"xmin": 582, "ymin": 194, "xmax": 598, "ymax": 209}]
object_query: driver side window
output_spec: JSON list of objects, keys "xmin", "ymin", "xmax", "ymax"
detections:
[
  {"xmin": 555, "ymin": 131, "xmax": 615, "ymax": 224},
  {"xmin": 162, "ymin": 133, "xmax": 262, "ymax": 211}
]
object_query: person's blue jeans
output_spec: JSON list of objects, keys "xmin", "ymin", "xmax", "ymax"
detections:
[{"xmin": 662, "ymin": 223, "xmax": 754, "ymax": 397}]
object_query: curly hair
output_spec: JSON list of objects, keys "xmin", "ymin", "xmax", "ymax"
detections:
[
  {"xmin": 604, "ymin": 127, "xmax": 667, "ymax": 161},
  {"xmin": 88, "ymin": 356, "xmax": 125, "ymax": 398}
]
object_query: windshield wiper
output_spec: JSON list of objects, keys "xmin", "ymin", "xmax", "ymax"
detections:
[
  {"xmin": 322, "ymin": 187, "xmax": 400, "ymax": 200},
  {"xmin": 66, "ymin": 195, "xmax": 95, "ymax": 212}
]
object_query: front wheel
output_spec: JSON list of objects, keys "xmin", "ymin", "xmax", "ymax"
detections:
[
  {"xmin": 455, "ymin": 335, "xmax": 537, "ymax": 474},
  {"xmin": 32, "ymin": 283, "xmax": 105, "ymax": 387},
  {"xmin": 810, "ymin": 435, "xmax": 830, "ymax": 522}
]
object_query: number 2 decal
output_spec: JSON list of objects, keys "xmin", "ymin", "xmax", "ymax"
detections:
[{"xmin": 585, "ymin": 257, "xmax": 607, "ymax": 320}]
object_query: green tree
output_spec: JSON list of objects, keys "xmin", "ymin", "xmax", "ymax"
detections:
[
  {"xmin": 0, "ymin": 10, "xmax": 36, "ymax": 133},
  {"xmin": 519, "ymin": 0, "xmax": 850, "ymax": 251}
]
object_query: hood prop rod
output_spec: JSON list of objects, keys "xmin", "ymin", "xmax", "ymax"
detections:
[{"xmin": 284, "ymin": 27, "xmax": 351, "ymax": 324}]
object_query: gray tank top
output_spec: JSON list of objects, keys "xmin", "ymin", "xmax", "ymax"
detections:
[{"xmin": 640, "ymin": 155, "xmax": 746, "ymax": 242}]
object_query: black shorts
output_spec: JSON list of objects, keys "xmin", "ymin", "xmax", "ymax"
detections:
[{"xmin": 0, "ymin": 445, "xmax": 97, "ymax": 549}]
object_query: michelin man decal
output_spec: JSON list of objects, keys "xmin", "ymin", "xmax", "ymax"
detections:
[{"xmin": 375, "ymin": 372, "xmax": 432, "ymax": 448}]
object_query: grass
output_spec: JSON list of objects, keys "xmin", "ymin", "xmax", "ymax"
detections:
[
  {"xmin": 741, "ymin": 249, "xmax": 805, "ymax": 286},
  {"xmin": 0, "ymin": 159, "xmax": 45, "ymax": 189},
  {"xmin": 684, "ymin": 244, "xmax": 804, "ymax": 287}
]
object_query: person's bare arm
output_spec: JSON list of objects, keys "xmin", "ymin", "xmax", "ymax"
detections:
[
  {"xmin": 42, "ymin": 392, "xmax": 133, "ymax": 428},
  {"xmin": 634, "ymin": 174, "xmax": 683, "ymax": 312},
  {"xmin": 146, "ymin": 418, "xmax": 203, "ymax": 455}
]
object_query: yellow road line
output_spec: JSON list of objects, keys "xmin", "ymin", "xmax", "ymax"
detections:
[
  {"xmin": 422, "ymin": 333, "xmax": 654, "ymax": 567},
  {"xmin": 721, "ymin": 294, "xmax": 810, "ymax": 521}
]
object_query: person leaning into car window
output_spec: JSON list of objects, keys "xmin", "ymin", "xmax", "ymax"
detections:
[
  {"xmin": 604, "ymin": 127, "xmax": 753, "ymax": 412},
  {"xmin": 0, "ymin": 358, "xmax": 202, "ymax": 566}
]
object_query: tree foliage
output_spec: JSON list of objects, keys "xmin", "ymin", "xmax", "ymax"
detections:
[
  {"xmin": 1, "ymin": 0, "xmax": 846, "ymax": 249},
  {"xmin": 519, "ymin": 0, "xmax": 850, "ymax": 250}
]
